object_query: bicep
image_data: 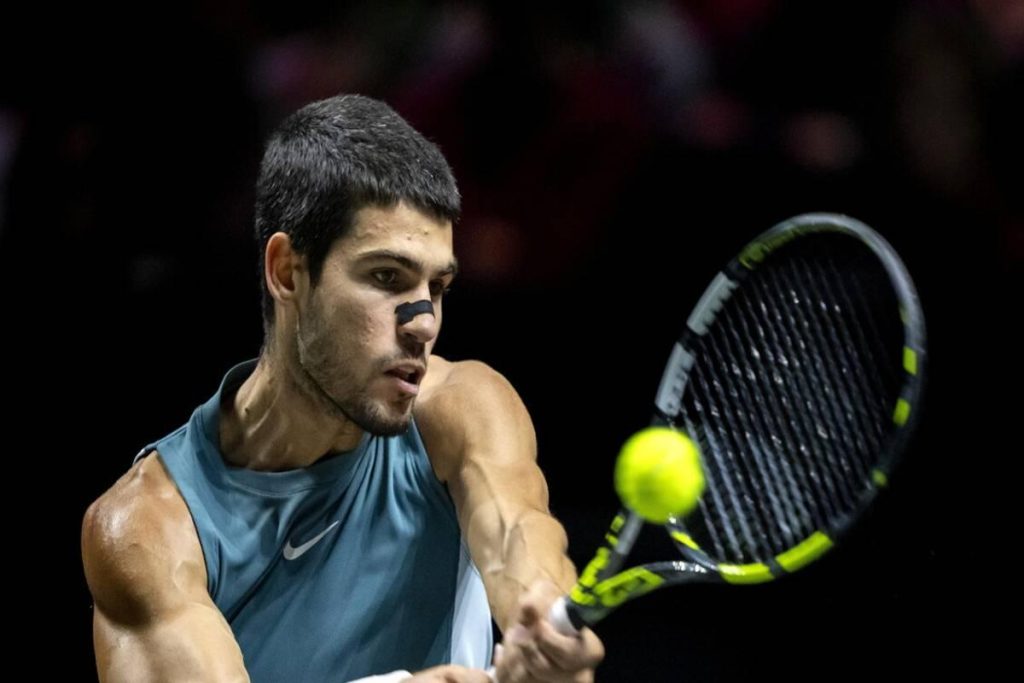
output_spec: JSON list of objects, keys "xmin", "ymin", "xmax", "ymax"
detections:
[
  {"xmin": 94, "ymin": 598, "xmax": 249, "ymax": 683},
  {"xmin": 82, "ymin": 462, "xmax": 250, "ymax": 683}
]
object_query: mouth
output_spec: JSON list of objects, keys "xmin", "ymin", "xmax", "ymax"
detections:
[{"xmin": 384, "ymin": 363, "xmax": 425, "ymax": 396}]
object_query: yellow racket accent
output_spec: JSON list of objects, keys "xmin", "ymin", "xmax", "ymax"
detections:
[
  {"xmin": 903, "ymin": 347, "xmax": 918, "ymax": 375},
  {"xmin": 575, "ymin": 548, "xmax": 610, "ymax": 591},
  {"xmin": 670, "ymin": 529, "xmax": 700, "ymax": 551},
  {"xmin": 872, "ymin": 469, "xmax": 889, "ymax": 487},
  {"xmin": 893, "ymin": 399, "xmax": 911, "ymax": 426},
  {"xmin": 776, "ymin": 532, "xmax": 834, "ymax": 573},
  {"xmin": 719, "ymin": 562, "xmax": 774, "ymax": 584},
  {"xmin": 591, "ymin": 568, "xmax": 665, "ymax": 608}
]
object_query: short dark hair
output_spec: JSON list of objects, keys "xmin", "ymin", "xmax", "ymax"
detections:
[{"xmin": 254, "ymin": 94, "xmax": 460, "ymax": 329}]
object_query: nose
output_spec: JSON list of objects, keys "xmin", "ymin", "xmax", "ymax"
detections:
[{"xmin": 396, "ymin": 299, "xmax": 439, "ymax": 345}]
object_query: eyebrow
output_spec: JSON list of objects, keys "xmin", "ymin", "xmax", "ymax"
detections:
[{"xmin": 355, "ymin": 249, "xmax": 459, "ymax": 279}]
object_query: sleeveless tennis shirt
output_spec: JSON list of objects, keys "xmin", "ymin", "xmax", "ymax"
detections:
[{"xmin": 134, "ymin": 359, "xmax": 492, "ymax": 681}]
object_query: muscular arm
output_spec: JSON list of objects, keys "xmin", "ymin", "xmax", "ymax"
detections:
[
  {"xmin": 418, "ymin": 361, "xmax": 577, "ymax": 630},
  {"xmin": 81, "ymin": 454, "xmax": 250, "ymax": 683},
  {"xmin": 420, "ymin": 360, "xmax": 604, "ymax": 681},
  {"xmin": 84, "ymin": 453, "xmax": 493, "ymax": 683}
]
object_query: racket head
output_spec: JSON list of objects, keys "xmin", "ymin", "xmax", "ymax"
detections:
[{"xmin": 656, "ymin": 213, "xmax": 926, "ymax": 583}]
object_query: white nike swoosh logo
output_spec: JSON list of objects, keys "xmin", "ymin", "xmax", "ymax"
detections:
[{"xmin": 282, "ymin": 520, "xmax": 340, "ymax": 560}]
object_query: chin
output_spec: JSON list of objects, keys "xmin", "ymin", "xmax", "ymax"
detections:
[
  {"xmin": 350, "ymin": 400, "xmax": 414, "ymax": 437},
  {"xmin": 362, "ymin": 417, "xmax": 412, "ymax": 438}
]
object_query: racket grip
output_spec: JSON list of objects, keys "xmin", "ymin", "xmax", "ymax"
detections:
[{"xmin": 548, "ymin": 596, "xmax": 586, "ymax": 636}]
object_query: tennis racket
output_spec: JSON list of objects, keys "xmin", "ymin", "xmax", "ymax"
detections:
[{"xmin": 548, "ymin": 212, "xmax": 927, "ymax": 635}]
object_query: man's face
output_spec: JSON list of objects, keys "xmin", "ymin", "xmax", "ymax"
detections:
[{"xmin": 292, "ymin": 201, "xmax": 457, "ymax": 436}]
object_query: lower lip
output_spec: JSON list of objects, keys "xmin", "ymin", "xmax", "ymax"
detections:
[{"xmin": 387, "ymin": 374, "xmax": 420, "ymax": 396}]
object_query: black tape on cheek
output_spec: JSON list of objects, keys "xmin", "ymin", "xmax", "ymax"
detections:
[{"xmin": 395, "ymin": 300, "xmax": 435, "ymax": 325}]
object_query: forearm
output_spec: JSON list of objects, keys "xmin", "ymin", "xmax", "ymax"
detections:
[
  {"xmin": 427, "ymin": 362, "xmax": 580, "ymax": 632},
  {"xmin": 483, "ymin": 511, "xmax": 607, "ymax": 682},
  {"xmin": 469, "ymin": 504, "xmax": 577, "ymax": 630}
]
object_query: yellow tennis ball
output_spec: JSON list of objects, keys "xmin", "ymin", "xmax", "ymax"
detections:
[{"xmin": 614, "ymin": 427, "xmax": 705, "ymax": 524}]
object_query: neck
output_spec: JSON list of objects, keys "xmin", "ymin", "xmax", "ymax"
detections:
[{"xmin": 219, "ymin": 353, "xmax": 364, "ymax": 472}]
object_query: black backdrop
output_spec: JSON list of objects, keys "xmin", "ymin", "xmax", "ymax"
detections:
[{"xmin": 3, "ymin": 1, "xmax": 1017, "ymax": 679}]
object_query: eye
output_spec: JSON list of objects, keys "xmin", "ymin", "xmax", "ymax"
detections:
[
  {"xmin": 371, "ymin": 270, "xmax": 399, "ymax": 287},
  {"xmin": 430, "ymin": 280, "xmax": 452, "ymax": 298}
]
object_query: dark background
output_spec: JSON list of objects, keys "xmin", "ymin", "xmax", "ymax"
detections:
[{"xmin": 2, "ymin": 0, "xmax": 1019, "ymax": 679}]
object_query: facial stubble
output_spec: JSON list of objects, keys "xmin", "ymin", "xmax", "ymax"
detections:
[{"xmin": 293, "ymin": 298, "xmax": 412, "ymax": 437}]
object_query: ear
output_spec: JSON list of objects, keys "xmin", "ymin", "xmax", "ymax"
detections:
[{"xmin": 264, "ymin": 232, "xmax": 308, "ymax": 314}]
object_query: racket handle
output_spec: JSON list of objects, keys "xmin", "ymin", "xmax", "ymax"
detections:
[{"xmin": 548, "ymin": 596, "xmax": 587, "ymax": 636}]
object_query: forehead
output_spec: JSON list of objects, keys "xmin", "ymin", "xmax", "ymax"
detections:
[{"xmin": 331, "ymin": 201, "xmax": 454, "ymax": 267}]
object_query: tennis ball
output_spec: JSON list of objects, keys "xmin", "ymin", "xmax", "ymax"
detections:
[{"xmin": 614, "ymin": 427, "xmax": 704, "ymax": 524}]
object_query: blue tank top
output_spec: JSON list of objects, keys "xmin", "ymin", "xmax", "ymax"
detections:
[{"xmin": 134, "ymin": 359, "xmax": 492, "ymax": 681}]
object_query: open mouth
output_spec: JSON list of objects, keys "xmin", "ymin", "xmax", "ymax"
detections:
[
  {"xmin": 384, "ymin": 364, "xmax": 424, "ymax": 393},
  {"xmin": 385, "ymin": 368, "xmax": 421, "ymax": 384},
  {"xmin": 387, "ymin": 370, "xmax": 419, "ymax": 382}
]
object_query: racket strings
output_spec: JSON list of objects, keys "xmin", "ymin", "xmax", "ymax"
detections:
[
  {"xmin": 681, "ymin": 236, "xmax": 905, "ymax": 565},
  {"xmin": 732, "ymin": 280, "xmax": 842, "ymax": 531},
  {"xmin": 686, "ymin": 279, "xmax": 852, "ymax": 561},
  {"xmin": 762, "ymin": 263, "xmax": 870, "ymax": 511},
  {"xmin": 685, "ymin": 289, "xmax": 840, "ymax": 563},
  {"xmin": 696, "ymin": 322, "xmax": 808, "ymax": 556},
  {"xmin": 817, "ymin": 255, "xmax": 901, "ymax": 426},
  {"xmin": 686, "ymin": 361, "xmax": 782, "ymax": 561},
  {"xmin": 725, "ymin": 292, "xmax": 824, "ymax": 531},
  {"xmin": 788, "ymin": 258, "xmax": 888, "ymax": 480},
  {"xmin": 789, "ymin": 252, "xmax": 903, "ymax": 475},
  {"xmin": 683, "ymin": 409, "xmax": 751, "ymax": 562}
]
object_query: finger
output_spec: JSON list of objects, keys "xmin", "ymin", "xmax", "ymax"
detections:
[
  {"xmin": 495, "ymin": 649, "xmax": 529, "ymax": 683},
  {"xmin": 466, "ymin": 668, "xmax": 494, "ymax": 683},
  {"xmin": 532, "ymin": 622, "xmax": 605, "ymax": 671},
  {"xmin": 435, "ymin": 665, "xmax": 493, "ymax": 683},
  {"xmin": 446, "ymin": 671, "xmax": 492, "ymax": 682},
  {"xmin": 508, "ymin": 624, "xmax": 575, "ymax": 682}
]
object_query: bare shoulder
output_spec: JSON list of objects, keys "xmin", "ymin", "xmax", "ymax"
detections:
[
  {"xmin": 417, "ymin": 355, "xmax": 529, "ymax": 431},
  {"xmin": 81, "ymin": 452, "xmax": 207, "ymax": 626},
  {"xmin": 416, "ymin": 355, "xmax": 537, "ymax": 481},
  {"xmin": 419, "ymin": 355, "xmax": 516, "ymax": 399}
]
